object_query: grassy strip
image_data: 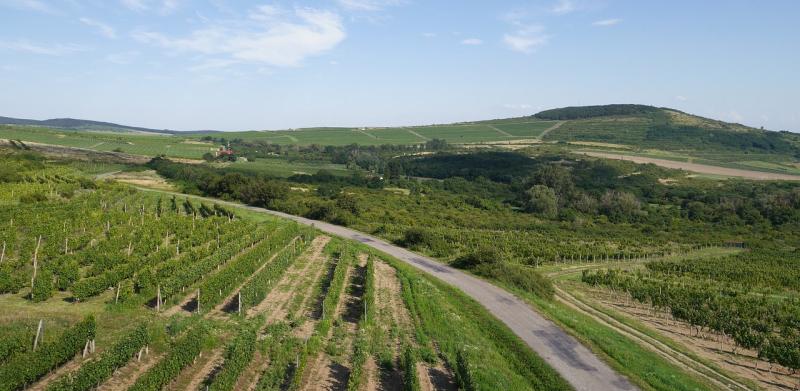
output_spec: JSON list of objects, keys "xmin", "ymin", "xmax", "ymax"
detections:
[
  {"xmin": 565, "ymin": 284, "xmax": 759, "ymax": 390},
  {"xmin": 370, "ymin": 248, "xmax": 571, "ymax": 391},
  {"xmin": 47, "ymin": 323, "xmax": 149, "ymax": 391},
  {"xmin": 523, "ymin": 290, "xmax": 713, "ymax": 391}
]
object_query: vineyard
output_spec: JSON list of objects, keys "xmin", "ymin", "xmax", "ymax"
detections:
[{"xmin": 0, "ymin": 151, "xmax": 565, "ymax": 390}]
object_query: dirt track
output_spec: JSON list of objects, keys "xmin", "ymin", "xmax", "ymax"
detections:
[
  {"xmin": 581, "ymin": 151, "xmax": 800, "ymax": 181},
  {"xmin": 136, "ymin": 187, "xmax": 638, "ymax": 391}
]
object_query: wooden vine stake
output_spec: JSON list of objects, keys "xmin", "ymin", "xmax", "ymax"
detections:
[
  {"xmin": 238, "ymin": 291, "xmax": 242, "ymax": 315},
  {"xmin": 156, "ymin": 285, "xmax": 162, "ymax": 312},
  {"xmin": 115, "ymin": 282, "xmax": 121, "ymax": 304},
  {"xmin": 30, "ymin": 236, "xmax": 42, "ymax": 297},
  {"xmin": 0, "ymin": 241, "xmax": 5, "ymax": 263},
  {"xmin": 33, "ymin": 319, "xmax": 43, "ymax": 351},
  {"xmin": 196, "ymin": 289, "xmax": 200, "ymax": 314}
]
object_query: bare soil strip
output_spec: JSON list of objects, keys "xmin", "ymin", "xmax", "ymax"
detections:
[
  {"xmin": 162, "ymin": 236, "xmax": 269, "ymax": 317},
  {"xmin": 27, "ymin": 354, "xmax": 87, "ymax": 391},
  {"xmin": 405, "ymin": 128, "xmax": 430, "ymax": 141},
  {"xmin": 556, "ymin": 286, "xmax": 754, "ymax": 391},
  {"xmin": 208, "ymin": 236, "xmax": 301, "ymax": 317},
  {"xmin": 486, "ymin": 125, "xmax": 513, "ymax": 137},
  {"xmin": 97, "ymin": 352, "xmax": 164, "ymax": 391},
  {"xmin": 165, "ymin": 348, "xmax": 224, "ymax": 391},
  {"xmin": 231, "ymin": 236, "xmax": 331, "ymax": 391},
  {"xmin": 581, "ymin": 151, "xmax": 800, "ymax": 181},
  {"xmin": 538, "ymin": 120, "xmax": 565, "ymax": 139},
  {"xmin": 301, "ymin": 256, "xmax": 363, "ymax": 390},
  {"xmin": 589, "ymin": 287, "xmax": 800, "ymax": 391}
]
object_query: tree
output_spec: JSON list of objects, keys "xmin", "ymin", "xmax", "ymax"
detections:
[
  {"xmin": 202, "ymin": 152, "xmax": 215, "ymax": 162},
  {"xmin": 240, "ymin": 180, "xmax": 288, "ymax": 208},
  {"xmin": 525, "ymin": 185, "xmax": 558, "ymax": 218},
  {"xmin": 599, "ymin": 190, "xmax": 641, "ymax": 222}
]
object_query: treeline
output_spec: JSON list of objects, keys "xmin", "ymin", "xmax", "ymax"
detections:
[{"xmin": 534, "ymin": 104, "xmax": 660, "ymax": 120}]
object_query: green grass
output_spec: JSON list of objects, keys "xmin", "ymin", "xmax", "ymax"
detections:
[{"xmin": 0, "ymin": 125, "xmax": 219, "ymax": 159}]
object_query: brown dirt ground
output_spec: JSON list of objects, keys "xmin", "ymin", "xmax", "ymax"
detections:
[
  {"xmin": 27, "ymin": 353, "xmax": 88, "ymax": 391},
  {"xmin": 97, "ymin": 351, "xmax": 163, "ymax": 391},
  {"xmin": 231, "ymin": 236, "xmax": 331, "ymax": 391},
  {"xmin": 164, "ymin": 348, "xmax": 224, "ymax": 391}
]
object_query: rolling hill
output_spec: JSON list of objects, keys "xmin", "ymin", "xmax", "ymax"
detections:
[{"xmin": 0, "ymin": 115, "xmax": 219, "ymax": 135}]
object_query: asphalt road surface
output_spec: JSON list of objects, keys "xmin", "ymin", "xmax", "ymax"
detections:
[{"xmin": 139, "ymin": 188, "xmax": 637, "ymax": 391}]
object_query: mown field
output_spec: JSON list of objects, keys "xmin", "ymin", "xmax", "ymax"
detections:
[{"xmin": 0, "ymin": 150, "xmax": 568, "ymax": 391}]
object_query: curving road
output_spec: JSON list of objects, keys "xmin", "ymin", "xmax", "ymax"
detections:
[{"xmin": 137, "ymin": 187, "xmax": 637, "ymax": 391}]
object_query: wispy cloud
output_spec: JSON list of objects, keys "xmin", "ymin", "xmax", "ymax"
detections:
[
  {"xmin": 0, "ymin": 0, "xmax": 54, "ymax": 13},
  {"xmin": 461, "ymin": 38, "xmax": 483, "ymax": 45},
  {"xmin": 675, "ymin": 95, "xmax": 687, "ymax": 101},
  {"xmin": 503, "ymin": 25, "xmax": 549, "ymax": 54},
  {"xmin": 504, "ymin": 103, "xmax": 533, "ymax": 110},
  {"xmin": 551, "ymin": 0, "xmax": 576, "ymax": 15},
  {"xmin": 422, "ymin": 32, "xmax": 436, "ymax": 38},
  {"xmin": 80, "ymin": 17, "xmax": 117, "ymax": 39},
  {"xmin": 592, "ymin": 18, "xmax": 621, "ymax": 27},
  {"xmin": 134, "ymin": 6, "xmax": 346, "ymax": 68},
  {"xmin": 336, "ymin": 0, "xmax": 404, "ymax": 11},
  {"xmin": 0, "ymin": 39, "xmax": 87, "ymax": 56},
  {"xmin": 120, "ymin": 0, "xmax": 181, "ymax": 14}
]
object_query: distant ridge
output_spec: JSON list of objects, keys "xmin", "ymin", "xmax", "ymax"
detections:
[{"xmin": 0, "ymin": 116, "xmax": 220, "ymax": 135}]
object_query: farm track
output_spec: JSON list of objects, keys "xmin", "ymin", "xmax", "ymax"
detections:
[
  {"xmin": 581, "ymin": 151, "xmax": 800, "ymax": 181},
  {"xmin": 404, "ymin": 128, "xmax": 430, "ymax": 141},
  {"xmin": 555, "ymin": 286, "xmax": 753, "ymax": 391},
  {"xmin": 538, "ymin": 120, "xmax": 566, "ymax": 139},
  {"xmin": 487, "ymin": 124, "xmax": 513, "ymax": 137},
  {"xmin": 136, "ymin": 187, "xmax": 639, "ymax": 391}
]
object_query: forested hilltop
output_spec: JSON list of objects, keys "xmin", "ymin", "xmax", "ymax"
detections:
[{"xmin": 529, "ymin": 104, "xmax": 800, "ymax": 157}]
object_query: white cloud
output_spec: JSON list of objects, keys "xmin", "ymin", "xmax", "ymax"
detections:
[
  {"xmin": 461, "ymin": 38, "xmax": 482, "ymax": 45},
  {"xmin": 336, "ymin": 0, "xmax": 404, "ymax": 11},
  {"xmin": 504, "ymin": 103, "xmax": 533, "ymax": 110},
  {"xmin": 120, "ymin": 0, "xmax": 181, "ymax": 14},
  {"xmin": 592, "ymin": 18, "xmax": 621, "ymax": 27},
  {"xmin": 0, "ymin": 40, "xmax": 87, "ymax": 55},
  {"xmin": 80, "ymin": 17, "xmax": 117, "ymax": 39},
  {"xmin": 422, "ymin": 32, "xmax": 436, "ymax": 38},
  {"xmin": 551, "ymin": 0, "xmax": 576, "ymax": 15},
  {"xmin": 134, "ymin": 7, "xmax": 346, "ymax": 68},
  {"xmin": 503, "ymin": 25, "xmax": 549, "ymax": 54},
  {"xmin": 0, "ymin": 0, "xmax": 54, "ymax": 13},
  {"xmin": 121, "ymin": 0, "xmax": 147, "ymax": 11},
  {"xmin": 675, "ymin": 95, "xmax": 687, "ymax": 101}
]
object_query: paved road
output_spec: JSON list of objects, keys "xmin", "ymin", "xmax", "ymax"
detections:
[
  {"xmin": 137, "ymin": 187, "xmax": 637, "ymax": 391},
  {"xmin": 582, "ymin": 151, "xmax": 800, "ymax": 181}
]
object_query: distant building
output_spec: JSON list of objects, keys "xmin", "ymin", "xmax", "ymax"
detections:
[{"xmin": 215, "ymin": 143, "xmax": 235, "ymax": 157}]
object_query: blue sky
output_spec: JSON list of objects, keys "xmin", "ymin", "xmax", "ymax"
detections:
[{"xmin": 0, "ymin": 0, "xmax": 798, "ymax": 132}]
